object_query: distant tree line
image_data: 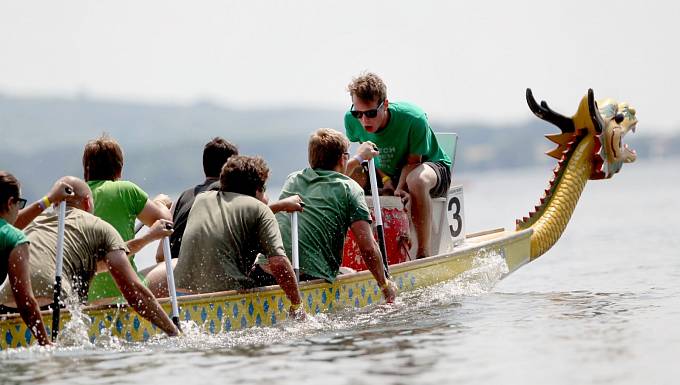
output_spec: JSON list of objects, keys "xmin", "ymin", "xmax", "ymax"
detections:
[{"xmin": 0, "ymin": 94, "xmax": 674, "ymax": 200}]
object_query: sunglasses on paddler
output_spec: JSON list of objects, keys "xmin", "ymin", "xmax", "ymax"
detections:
[
  {"xmin": 350, "ymin": 100, "xmax": 384, "ymax": 119},
  {"xmin": 14, "ymin": 197, "xmax": 27, "ymax": 209}
]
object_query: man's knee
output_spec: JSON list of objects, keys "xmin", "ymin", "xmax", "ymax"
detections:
[
  {"xmin": 406, "ymin": 166, "xmax": 436, "ymax": 195},
  {"xmin": 349, "ymin": 167, "xmax": 368, "ymax": 189}
]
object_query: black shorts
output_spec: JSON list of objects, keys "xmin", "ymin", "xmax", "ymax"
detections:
[
  {"xmin": 425, "ymin": 161, "xmax": 452, "ymax": 198},
  {"xmin": 360, "ymin": 161, "xmax": 451, "ymax": 198}
]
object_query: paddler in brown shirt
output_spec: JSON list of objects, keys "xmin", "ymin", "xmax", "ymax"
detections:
[{"xmin": 0, "ymin": 176, "xmax": 180, "ymax": 338}]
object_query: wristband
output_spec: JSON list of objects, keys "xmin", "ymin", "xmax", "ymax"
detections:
[
  {"xmin": 379, "ymin": 281, "xmax": 391, "ymax": 291},
  {"xmin": 381, "ymin": 175, "xmax": 391, "ymax": 184},
  {"xmin": 353, "ymin": 154, "xmax": 365, "ymax": 164},
  {"xmin": 289, "ymin": 303, "xmax": 301, "ymax": 311},
  {"xmin": 40, "ymin": 196, "xmax": 51, "ymax": 210}
]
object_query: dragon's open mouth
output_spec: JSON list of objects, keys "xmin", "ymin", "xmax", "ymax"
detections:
[
  {"xmin": 609, "ymin": 122, "xmax": 637, "ymax": 163},
  {"xmin": 623, "ymin": 119, "xmax": 638, "ymax": 163},
  {"xmin": 597, "ymin": 101, "xmax": 638, "ymax": 176}
]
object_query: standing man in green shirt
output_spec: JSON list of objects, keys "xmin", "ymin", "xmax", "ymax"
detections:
[
  {"xmin": 264, "ymin": 128, "xmax": 396, "ymax": 303},
  {"xmin": 344, "ymin": 72, "xmax": 452, "ymax": 259}
]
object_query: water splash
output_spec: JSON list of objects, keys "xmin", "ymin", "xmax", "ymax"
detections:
[
  {"xmin": 90, "ymin": 303, "xmax": 126, "ymax": 350},
  {"xmin": 448, "ymin": 247, "xmax": 509, "ymax": 295},
  {"xmin": 129, "ymin": 249, "xmax": 510, "ymax": 353},
  {"xmin": 55, "ymin": 295, "xmax": 93, "ymax": 348}
]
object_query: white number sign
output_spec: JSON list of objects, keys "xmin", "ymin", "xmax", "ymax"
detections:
[{"xmin": 447, "ymin": 185, "xmax": 465, "ymax": 246}]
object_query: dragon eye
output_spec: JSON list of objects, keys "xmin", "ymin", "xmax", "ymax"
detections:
[{"xmin": 614, "ymin": 113, "xmax": 625, "ymax": 124}]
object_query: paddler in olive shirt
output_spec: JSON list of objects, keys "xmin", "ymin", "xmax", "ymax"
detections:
[{"xmin": 0, "ymin": 176, "xmax": 179, "ymax": 338}]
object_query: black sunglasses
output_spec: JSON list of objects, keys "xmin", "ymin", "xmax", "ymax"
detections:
[
  {"xmin": 15, "ymin": 197, "xmax": 27, "ymax": 209},
  {"xmin": 350, "ymin": 100, "xmax": 384, "ymax": 119}
]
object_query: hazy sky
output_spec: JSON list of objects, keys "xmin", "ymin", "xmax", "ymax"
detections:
[{"xmin": 1, "ymin": 1, "xmax": 678, "ymax": 132}]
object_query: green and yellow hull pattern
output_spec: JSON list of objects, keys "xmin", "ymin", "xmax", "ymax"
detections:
[{"xmin": 0, "ymin": 229, "xmax": 531, "ymax": 350}]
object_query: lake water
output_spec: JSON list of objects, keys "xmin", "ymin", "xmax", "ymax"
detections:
[{"xmin": 1, "ymin": 157, "xmax": 678, "ymax": 385}]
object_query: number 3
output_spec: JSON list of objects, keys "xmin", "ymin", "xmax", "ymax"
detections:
[{"xmin": 448, "ymin": 196, "xmax": 462, "ymax": 237}]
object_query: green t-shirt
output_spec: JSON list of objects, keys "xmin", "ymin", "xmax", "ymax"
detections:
[
  {"xmin": 275, "ymin": 168, "xmax": 371, "ymax": 282},
  {"xmin": 0, "ymin": 218, "xmax": 29, "ymax": 284},
  {"xmin": 86, "ymin": 180, "xmax": 148, "ymax": 302},
  {"xmin": 0, "ymin": 208, "xmax": 128, "ymax": 305},
  {"xmin": 344, "ymin": 101, "xmax": 451, "ymax": 177},
  {"xmin": 173, "ymin": 191, "xmax": 286, "ymax": 293}
]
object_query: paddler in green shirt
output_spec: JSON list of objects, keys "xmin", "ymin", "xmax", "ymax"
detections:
[
  {"xmin": 344, "ymin": 72, "xmax": 452, "ymax": 259},
  {"xmin": 82, "ymin": 135, "xmax": 173, "ymax": 304},
  {"xmin": 267, "ymin": 128, "xmax": 396, "ymax": 303}
]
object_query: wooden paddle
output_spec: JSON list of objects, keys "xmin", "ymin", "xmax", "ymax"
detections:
[
  {"xmin": 367, "ymin": 158, "xmax": 390, "ymax": 278},
  {"xmin": 291, "ymin": 210, "xmax": 300, "ymax": 282},
  {"xmin": 161, "ymin": 223, "xmax": 181, "ymax": 330},
  {"xmin": 288, "ymin": 201, "xmax": 305, "ymax": 282},
  {"xmin": 133, "ymin": 221, "xmax": 144, "ymax": 235}
]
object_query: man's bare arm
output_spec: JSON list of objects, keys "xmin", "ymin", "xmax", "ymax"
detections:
[
  {"xmin": 15, "ymin": 180, "xmax": 73, "ymax": 230},
  {"xmin": 394, "ymin": 154, "xmax": 423, "ymax": 193},
  {"xmin": 267, "ymin": 255, "xmax": 303, "ymax": 312},
  {"xmin": 137, "ymin": 198, "xmax": 172, "ymax": 227},
  {"xmin": 345, "ymin": 142, "xmax": 380, "ymax": 175},
  {"xmin": 350, "ymin": 220, "xmax": 397, "ymax": 303},
  {"xmin": 126, "ymin": 219, "xmax": 173, "ymax": 256},
  {"xmin": 155, "ymin": 199, "xmax": 177, "ymax": 263},
  {"xmin": 268, "ymin": 195, "xmax": 304, "ymax": 214},
  {"xmin": 106, "ymin": 249, "xmax": 179, "ymax": 336},
  {"xmin": 8, "ymin": 244, "xmax": 51, "ymax": 345}
]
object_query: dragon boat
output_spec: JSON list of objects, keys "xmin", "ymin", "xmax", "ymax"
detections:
[{"xmin": 0, "ymin": 89, "xmax": 637, "ymax": 350}]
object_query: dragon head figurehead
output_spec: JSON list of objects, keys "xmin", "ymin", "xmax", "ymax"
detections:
[
  {"xmin": 525, "ymin": 88, "xmax": 638, "ymax": 180},
  {"xmin": 517, "ymin": 89, "xmax": 638, "ymax": 258}
]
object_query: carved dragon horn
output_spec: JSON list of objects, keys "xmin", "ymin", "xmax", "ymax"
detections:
[
  {"xmin": 526, "ymin": 88, "xmax": 574, "ymax": 133},
  {"xmin": 587, "ymin": 88, "xmax": 603, "ymax": 134}
]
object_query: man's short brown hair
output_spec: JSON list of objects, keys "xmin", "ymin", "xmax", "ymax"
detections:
[
  {"xmin": 219, "ymin": 155, "xmax": 269, "ymax": 197},
  {"xmin": 0, "ymin": 171, "xmax": 20, "ymax": 213},
  {"xmin": 308, "ymin": 128, "xmax": 349, "ymax": 170},
  {"xmin": 347, "ymin": 72, "xmax": 387, "ymax": 103},
  {"xmin": 203, "ymin": 137, "xmax": 238, "ymax": 178},
  {"xmin": 82, "ymin": 135, "xmax": 124, "ymax": 181}
]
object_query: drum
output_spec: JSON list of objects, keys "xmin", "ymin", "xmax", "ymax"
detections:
[{"xmin": 342, "ymin": 196, "xmax": 410, "ymax": 271}]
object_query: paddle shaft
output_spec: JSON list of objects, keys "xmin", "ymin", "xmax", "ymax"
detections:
[
  {"xmin": 134, "ymin": 221, "xmax": 144, "ymax": 235},
  {"xmin": 162, "ymin": 233, "xmax": 181, "ymax": 330},
  {"xmin": 367, "ymin": 158, "xmax": 390, "ymax": 277},
  {"xmin": 51, "ymin": 200, "xmax": 67, "ymax": 341},
  {"xmin": 291, "ymin": 211, "xmax": 299, "ymax": 282}
]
